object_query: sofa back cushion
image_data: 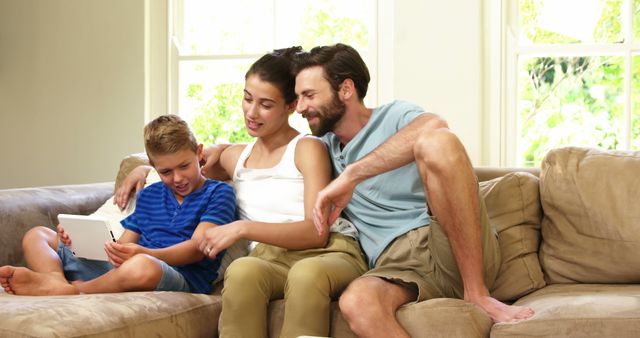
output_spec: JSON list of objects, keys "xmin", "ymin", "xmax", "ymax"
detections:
[
  {"xmin": 480, "ymin": 172, "xmax": 545, "ymax": 301},
  {"xmin": 539, "ymin": 146, "xmax": 640, "ymax": 283}
]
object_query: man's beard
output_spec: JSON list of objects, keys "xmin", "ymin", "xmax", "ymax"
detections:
[{"xmin": 309, "ymin": 93, "xmax": 346, "ymax": 137}]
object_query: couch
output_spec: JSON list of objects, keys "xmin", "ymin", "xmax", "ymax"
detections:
[{"xmin": 1, "ymin": 146, "xmax": 639, "ymax": 337}]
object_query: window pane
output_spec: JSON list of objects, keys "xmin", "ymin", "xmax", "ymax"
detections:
[
  {"xmin": 517, "ymin": 56, "xmax": 624, "ymax": 166},
  {"xmin": 179, "ymin": 59, "xmax": 253, "ymax": 144},
  {"xmin": 177, "ymin": 0, "xmax": 373, "ymax": 144},
  {"xmin": 519, "ymin": 0, "xmax": 622, "ymax": 44},
  {"xmin": 632, "ymin": 55, "xmax": 640, "ymax": 150},
  {"xmin": 180, "ymin": 0, "xmax": 274, "ymax": 55},
  {"xmin": 635, "ymin": 0, "xmax": 640, "ymax": 43}
]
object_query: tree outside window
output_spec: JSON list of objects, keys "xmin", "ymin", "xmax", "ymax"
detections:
[
  {"xmin": 510, "ymin": 0, "xmax": 640, "ymax": 167},
  {"xmin": 173, "ymin": 0, "xmax": 373, "ymax": 146}
]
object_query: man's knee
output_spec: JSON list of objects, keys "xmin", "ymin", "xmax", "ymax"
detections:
[
  {"xmin": 413, "ymin": 128, "xmax": 468, "ymax": 169},
  {"xmin": 224, "ymin": 257, "xmax": 269, "ymax": 284}
]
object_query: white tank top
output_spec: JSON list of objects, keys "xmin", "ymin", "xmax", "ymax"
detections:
[{"xmin": 233, "ymin": 134, "xmax": 357, "ymax": 251}]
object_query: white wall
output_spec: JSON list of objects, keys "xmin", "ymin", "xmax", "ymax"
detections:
[
  {"xmin": 0, "ymin": 0, "xmax": 146, "ymax": 189},
  {"xmin": 391, "ymin": 1, "xmax": 484, "ymax": 165},
  {"xmin": 0, "ymin": 0, "xmax": 487, "ymax": 189}
]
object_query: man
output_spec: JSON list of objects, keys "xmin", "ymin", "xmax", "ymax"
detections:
[{"xmin": 292, "ymin": 43, "xmax": 534, "ymax": 337}]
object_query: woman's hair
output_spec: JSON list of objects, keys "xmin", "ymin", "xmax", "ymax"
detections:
[
  {"xmin": 292, "ymin": 43, "xmax": 370, "ymax": 101},
  {"xmin": 245, "ymin": 46, "xmax": 302, "ymax": 104},
  {"xmin": 143, "ymin": 114, "xmax": 198, "ymax": 159}
]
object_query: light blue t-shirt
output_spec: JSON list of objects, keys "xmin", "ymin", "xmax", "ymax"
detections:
[{"xmin": 323, "ymin": 100, "xmax": 430, "ymax": 267}]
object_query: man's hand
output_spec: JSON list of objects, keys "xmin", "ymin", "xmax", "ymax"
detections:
[
  {"xmin": 113, "ymin": 165, "xmax": 151, "ymax": 210},
  {"xmin": 313, "ymin": 172, "xmax": 358, "ymax": 236},
  {"xmin": 105, "ymin": 242, "xmax": 143, "ymax": 267},
  {"xmin": 199, "ymin": 221, "xmax": 243, "ymax": 259},
  {"xmin": 56, "ymin": 224, "xmax": 72, "ymax": 247}
]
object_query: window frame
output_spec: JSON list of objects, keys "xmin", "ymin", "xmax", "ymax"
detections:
[
  {"xmin": 488, "ymin": 0, "xmax": 639, "ymax": 166},
  {"xmin": 165, "ymin": 0, "xmax": 383, "ymax": 121}
]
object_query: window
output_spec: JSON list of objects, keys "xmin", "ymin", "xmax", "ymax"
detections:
[
  {"xmin": 169, "ymin": 0, "xmax": 376, "ymax": 145},
  {"xmin": 501, "ymin": 0, "xmax": 640, "ymax": 167}
]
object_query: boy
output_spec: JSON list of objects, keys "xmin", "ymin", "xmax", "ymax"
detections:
[{"xmin": 0, "ymin": 114, "xmax": 236, "ymax": 295}]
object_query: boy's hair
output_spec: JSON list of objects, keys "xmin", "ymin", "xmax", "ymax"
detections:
[
  {"xmin": 143, "ymin": 114, "xmax": 198, "ymax": 159},
  {"xmin": 245, "ymin": 46, "xmax": 302, "ymax": 105},
  {"xmin": 292, "ymin": 43, "xmax": 370, "ymax": 101}
]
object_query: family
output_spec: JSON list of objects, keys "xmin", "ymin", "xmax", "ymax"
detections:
[{"xmin": 0, "ymin": 43, "xmax": 533, "ymax": 338}]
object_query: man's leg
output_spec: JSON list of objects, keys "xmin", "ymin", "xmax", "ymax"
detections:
[
  {"xmin": 0, "ymin": 226, "xmax": 76, "ymax": 295},
  {"xmin": 413, "ymin": 128, "xmax": 533, "ymax": 323},
  {"xmin": 339, "ymin": 276, "xmax": 415, "ymax": 338}
]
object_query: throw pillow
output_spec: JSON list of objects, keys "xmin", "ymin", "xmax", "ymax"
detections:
[
  {"xmin": 480, "ymin": 172, "xmax": 546, "ymax": 301},
  {"xmin": 539, "ymin": 146, "xmax": 640, "ymax": 283}
]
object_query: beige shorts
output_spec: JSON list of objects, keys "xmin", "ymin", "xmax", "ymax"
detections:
[{"xmin": 362, "ymin": 194, "xmax": 501, "ymax": 302}]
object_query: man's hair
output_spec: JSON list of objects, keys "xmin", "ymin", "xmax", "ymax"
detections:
[
  {"xmin": 293, "ymin": 43, "xmax": 370, "ymax": 101},
  {"xmin": 246, "ymin": 46, "xmax": 302, "ymax": 105},
  {"xmin": 144, "ymin": 114, "xmax": 198, "ymax": 158}
]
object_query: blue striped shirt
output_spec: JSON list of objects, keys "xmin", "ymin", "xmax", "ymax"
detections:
[{"xmin": 121, "ymin": 179, "xmax": 236, "ymax": 293}]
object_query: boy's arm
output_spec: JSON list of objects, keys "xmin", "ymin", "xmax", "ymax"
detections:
[{"xmin": 137, "ymin": 221, "xmax": 217, "ymax": 265}]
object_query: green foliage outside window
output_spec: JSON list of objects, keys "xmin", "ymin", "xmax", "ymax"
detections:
[
  {"xmin": 517, "ymin": 0, "xmax": 640, "ymax": 166},
  {"xmin": 188, "ymin": 0, "xmax": 369, "ymax": 147}
]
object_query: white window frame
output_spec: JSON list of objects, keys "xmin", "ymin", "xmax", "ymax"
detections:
[
  {"xmin": 486, "ymin": 0, "xmax": 638, "ymax": 166},
  {"xmin": 164, "ymin": 0, "xmax": 386, "ymax": 119}
]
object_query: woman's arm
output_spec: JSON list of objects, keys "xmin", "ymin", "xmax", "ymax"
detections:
[{"xmin": 201, "ymin": 137, "xmax": 332, "ymax": 255}]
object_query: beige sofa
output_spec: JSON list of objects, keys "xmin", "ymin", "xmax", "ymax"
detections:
[{"xmin": 1, "ymin": 146, "xmax": 639, "ymax": 337}]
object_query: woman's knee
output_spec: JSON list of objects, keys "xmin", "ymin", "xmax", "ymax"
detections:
[{"xmin": 286, "ymin": 258, "xmax": 330, "ymax": 293}]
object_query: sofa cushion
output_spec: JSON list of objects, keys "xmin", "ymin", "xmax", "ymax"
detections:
[
  {"xmin": 268, "ymin": 298, "xmax": 493, "ymax": 338},
  {"xmin": 0, "ymin": 291, "xmax": 221, "ymax": 337},
  {"xmin": 479, "ymin": 172, "xmax": 545, "ymax": 301},
  {"xmin": 539, "ymin": 147, "xmax": 640, "ymax": 284},
  {"xmin": 491, "ymin": 284, "xmax": 640, "ymax": 338}
]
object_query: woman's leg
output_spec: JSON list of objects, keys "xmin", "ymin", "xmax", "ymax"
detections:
[
  {"xmin": 220, "ymin": 256, "xmax": 288, "ymax": 338},
  {"xmin": 280, "ymin": 235, "xmax": 367, "ymax": 338}
]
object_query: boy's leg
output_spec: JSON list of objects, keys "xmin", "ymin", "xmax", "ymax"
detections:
[
  {"xmin": 75, "ymin": 254, "xmax": 164, "ymax": 294},
  {"xmin": 23, "ymin": 226, "xmax": 64, "ymax": 274},
  {"xmin": 220, "ymin": 255, "xmax": 288, "ymax": 338},
  {"xmin": 0, "ymin": 226, "xmax": 76, "ymax": 295},
  {"xmin": 280, "ymin": 237, "xmax": 367, "ymax": 338}
]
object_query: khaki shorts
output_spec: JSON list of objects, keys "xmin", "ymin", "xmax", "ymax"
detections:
[{"xmin": 362, "ymin": 194, "xmax": 501, "ymax": 301}]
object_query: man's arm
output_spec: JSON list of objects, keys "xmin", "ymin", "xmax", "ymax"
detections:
[{"xmin": 314, "ymin": 113, "xmax": 448, "ymax": 228}]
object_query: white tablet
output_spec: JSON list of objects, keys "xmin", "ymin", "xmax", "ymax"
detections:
[{"xmin": 57, "ymin": 214, "xmax": 117, "ymax": 261}]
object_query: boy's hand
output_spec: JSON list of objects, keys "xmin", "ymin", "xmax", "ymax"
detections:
[
  {"xmin": 56, "ymin": 224, "xmax": 72, "ymax": 247},
  {"xmin": 105, "ymin": 242, "xmax": 143, "ymax": 267},
  {"xmin": 199, "ymin": 221, "xmax": 242, "ymax": 259},
  {"xmin": 114, "ymin": 165, "xmax": 151, "ymax": 211}
]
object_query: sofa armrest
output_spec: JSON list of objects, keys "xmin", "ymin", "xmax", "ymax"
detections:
[{"xmin": 0, "ymin": 182, "xmax": 113, "ymax": 267}]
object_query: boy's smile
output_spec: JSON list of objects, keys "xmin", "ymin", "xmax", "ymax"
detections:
[{"xmin": 151, "ymin": 146, "xmax": 205, "ymax": 201}]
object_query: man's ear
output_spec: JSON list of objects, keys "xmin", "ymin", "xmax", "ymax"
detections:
[
  {"xmin": 287, "ymin": 100, "xmax": 298, "ymax": 114},
  {"xmin": 339, "ymin": 79, "xmax": 356, "ymax": 100}
]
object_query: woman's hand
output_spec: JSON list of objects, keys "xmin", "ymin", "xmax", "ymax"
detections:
[
  {"xmin": 113, "ymin": 165, "xmax": 152, "ymax": 210},
  {"xmin": 199, "ymin": 221, "xmax": 244, "ymax": 259}
]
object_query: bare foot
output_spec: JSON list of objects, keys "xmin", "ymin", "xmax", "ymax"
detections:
[
  {"xmin": 0, "ymin": 265, "xmax": 78, "ymax": 296},
  {"xmin": 467, "ymin": 295, "xmax": 534, "ymax": 323}
]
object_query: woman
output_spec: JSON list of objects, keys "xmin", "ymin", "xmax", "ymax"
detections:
[{"xmin": 116, "ymin": 47, "xmax": 367, "ymax": 338}]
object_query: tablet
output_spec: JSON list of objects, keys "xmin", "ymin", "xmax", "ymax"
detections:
[{"xmin": 57, "ymin": 214, "xmax": 117, "ymax": 261}]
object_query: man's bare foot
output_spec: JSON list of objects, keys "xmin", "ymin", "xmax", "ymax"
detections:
[
  {"xmin": 467, "ymin": 295, "xmax": 534, "ymax": 323},
  {"xmin": 0, "ymin": 265, "xmax": 78, "ymax": 296}
]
